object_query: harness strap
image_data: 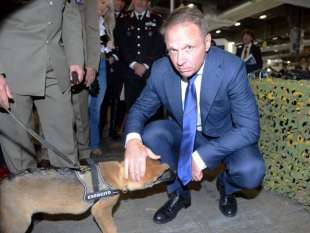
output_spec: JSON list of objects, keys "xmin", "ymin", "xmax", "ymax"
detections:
[{"xmin": 86, "ymin": 157, "xmax": 100, "ymax": 193}]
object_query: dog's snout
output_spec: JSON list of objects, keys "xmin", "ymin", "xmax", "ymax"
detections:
[{"xmin": 159, "ymin": 169, "xmax": 176, "ymax": 183}]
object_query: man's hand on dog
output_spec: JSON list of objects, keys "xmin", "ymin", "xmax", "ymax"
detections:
[
  {"xmin": 124, "ymin": 139, "xmax": 160, "ymax": 181},
  {"xmin": 0, "ymin": 74, "xmax": 13, "ymax": 110}
]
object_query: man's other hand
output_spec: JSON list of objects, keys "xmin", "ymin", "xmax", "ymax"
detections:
[
  {"xmin": 124, "ymin": 139, "xmax": 160, "ymax": 181},
  {"xmin": 192, "ymin": 159, "xmax": 203, "ymax": 181},
  {"xmin": 0, "ymin": 74, "xmax": 13, "ymax": 110},
  {"xmin": 84, "ymin": 67, "xmax": 96, "ymax": 87}
]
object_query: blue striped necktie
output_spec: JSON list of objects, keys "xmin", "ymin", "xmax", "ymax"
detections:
[{"xmin": 178, "ymin": 75, "xmax": 198, "ymax": 185}]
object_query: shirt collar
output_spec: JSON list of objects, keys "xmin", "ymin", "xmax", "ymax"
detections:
[
  {"xmin": 197, "ymin": 61, "xmax": 205, "ymax": 77},
  {"xmin": 135, "ymin": 10, "xmax": 146, "ymax": 18}
]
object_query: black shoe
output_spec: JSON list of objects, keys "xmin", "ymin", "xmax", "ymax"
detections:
[
  {"xmin": 216, "ymin": 179, "xmax": 237, "ymax": 217},
  {"xmin": 153, "ymin": 193, "xmax": 191, "ymax": 224}
]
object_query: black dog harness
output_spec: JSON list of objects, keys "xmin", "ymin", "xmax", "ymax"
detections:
[{"xmin": 75, "ymin": 158, "xmax": 120, "ymax": 203}]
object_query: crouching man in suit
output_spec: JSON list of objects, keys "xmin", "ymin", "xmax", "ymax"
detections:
[{"xmin": 124, "ymin": 6, "xmax": 265, "ymax": 223}]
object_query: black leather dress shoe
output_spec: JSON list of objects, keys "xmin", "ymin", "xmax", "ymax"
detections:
[
  {"xmin": 153, "ymin": 193, "xmax": 191, "ymax": 224},
  {"xmin": 216, "ymin": 179, "xmax": 237, "ymax": 217}
]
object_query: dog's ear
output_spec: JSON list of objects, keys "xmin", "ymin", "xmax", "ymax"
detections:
[
  {"xmin": 144, "ymin": 158, "xmax": 169, "ymax": 180},
  {"xmin": 120, "ymin": 158, "xmax": 170, "ymax": 191},
  {"xmin": 99, "ymin": 161, "xmax": 126, "ymax": 191}
]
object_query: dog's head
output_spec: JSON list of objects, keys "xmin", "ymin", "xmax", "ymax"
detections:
[{"xmin": 99, "ymin": 158, "xmax": 175, "ymax": 192}]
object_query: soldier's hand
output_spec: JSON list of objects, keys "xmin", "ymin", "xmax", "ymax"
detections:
[
  {"xmin": 133, "ymin": 63, "xmax": 147, "ymax": 78},
  {"xmin": 84, "ymin": 67, "xmax": 96, "ymax": 87},
  {"xmin": 0, "ymin": 74, "xmax": 13, "ymax": 110},
  {"xmin": 124, "ymin": 139, "xmax": 160, "ymax": 181},
  {"xmin": 69, "ymin": 65, "xmax": 84, "ymax": 85}
]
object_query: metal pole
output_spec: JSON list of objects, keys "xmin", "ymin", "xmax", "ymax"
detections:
[{"xmin": 170, "ymin": 0, "xmax": 175, "ymax": 13}]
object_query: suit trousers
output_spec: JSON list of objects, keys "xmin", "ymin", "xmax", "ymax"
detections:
[
  {"xmin": 0, "ymin": 75, "xmax": 78, "ymax": 174},
  {"xmin": 72, "ymin": 87, "xmax": 90, "ymax": 159},
  {"xmin": 142, "ymin": 119, "xmax": 265, "ymax": 195}
]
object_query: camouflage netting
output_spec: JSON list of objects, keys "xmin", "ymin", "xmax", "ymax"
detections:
[{"xmin": 250, "ymin": 78, "xmax": 310, "ymax": 210}]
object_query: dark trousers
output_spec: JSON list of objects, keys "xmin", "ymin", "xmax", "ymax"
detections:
[
  {"xmin": 124, "ymin": 75, "xmax": 146, "ymax": 112},
  {"xmin": 104, "ymin": 61, "xmax": 125, "ymax": 135},
  {"xmin": 142, "ymin": 119, "xmax": 265, "ymax": 195}
]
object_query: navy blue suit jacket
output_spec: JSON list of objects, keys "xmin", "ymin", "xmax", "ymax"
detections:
[{"xmin": 126, "ymin": 47, "xmax": 260, "ymax": 163}]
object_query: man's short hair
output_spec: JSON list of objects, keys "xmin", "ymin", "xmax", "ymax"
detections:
[{"xmin": 160, "ymin": 6, "xmax": 208, "ymax": 37}]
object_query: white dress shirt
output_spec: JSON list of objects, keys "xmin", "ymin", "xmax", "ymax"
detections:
[
  {"xmin": 241, "ymin": 43, "xmax": 252, "ymax": 60},
  {"xmin": 125, "ymin": 62, "xmax": 207, "ymax": 170}
]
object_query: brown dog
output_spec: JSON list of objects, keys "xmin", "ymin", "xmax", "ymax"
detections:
[{"xmin": 0, "ymin": 158, "xmax": 174, "ymax": 233}]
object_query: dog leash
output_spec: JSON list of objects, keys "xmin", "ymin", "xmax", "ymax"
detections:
[{"xmin": 5, "ymin": 109, "xmax": 77, "ymax": 167}]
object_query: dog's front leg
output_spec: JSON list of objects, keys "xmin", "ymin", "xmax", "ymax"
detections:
[{"xmin": 91, "ymin": 194, "xmax": 120, "ymax": 233}]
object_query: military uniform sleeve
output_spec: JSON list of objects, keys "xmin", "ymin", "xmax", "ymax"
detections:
[
  {"xmin": 62, "ymin": 1, "xmax": 84, "ymax": 66},
  {"xmin": 84, "ymin": 0, "xmax": 100, "ymax": 71}
]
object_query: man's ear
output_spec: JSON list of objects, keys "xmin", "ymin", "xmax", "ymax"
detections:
[{"xmin": 205, "ymin": 33, "xmax": 212, "ymax": 52}]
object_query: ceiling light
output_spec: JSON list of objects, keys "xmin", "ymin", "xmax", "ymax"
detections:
[
  {"xmin": 216, "ymin": 30, "xmax": 221, "ymax": 34},
  {"xmin": 259, "ymin": 14, "xmax": 267, "ymax": 19},
  {"xmin": 234, "ymin": 22, "xmax": 241, "ymax": 26},
  {"xmin": 187, "ymin": 3, "xmax": 195, "ymax": 8},
  {"xmin": 272, "ymin": 37, "xmax": 278, "ymax": 40}
]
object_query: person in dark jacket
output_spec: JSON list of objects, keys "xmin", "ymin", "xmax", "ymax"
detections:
[
  {"xmin": 236, "ymin": 29, "xmax": 263, "ymax": 73},
  {"xmin": 115, "ymin": 0, "xmax": 166, "ymax": 112}
]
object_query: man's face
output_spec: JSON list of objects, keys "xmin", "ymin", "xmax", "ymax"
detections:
[
  {"xmin": 242, "ymin": 33, "xmax": 253, "ymax": 45},
  {"xmin": 132, "ymin": 0, "xmax": 149, "ymax": 13},
  {"xmin": 165, "ymin": 22, "xmax": 211, "ymax": 79},
  {"xmin": 114, "ymin": 0, "xmax": 125, "ymax": 12}
]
